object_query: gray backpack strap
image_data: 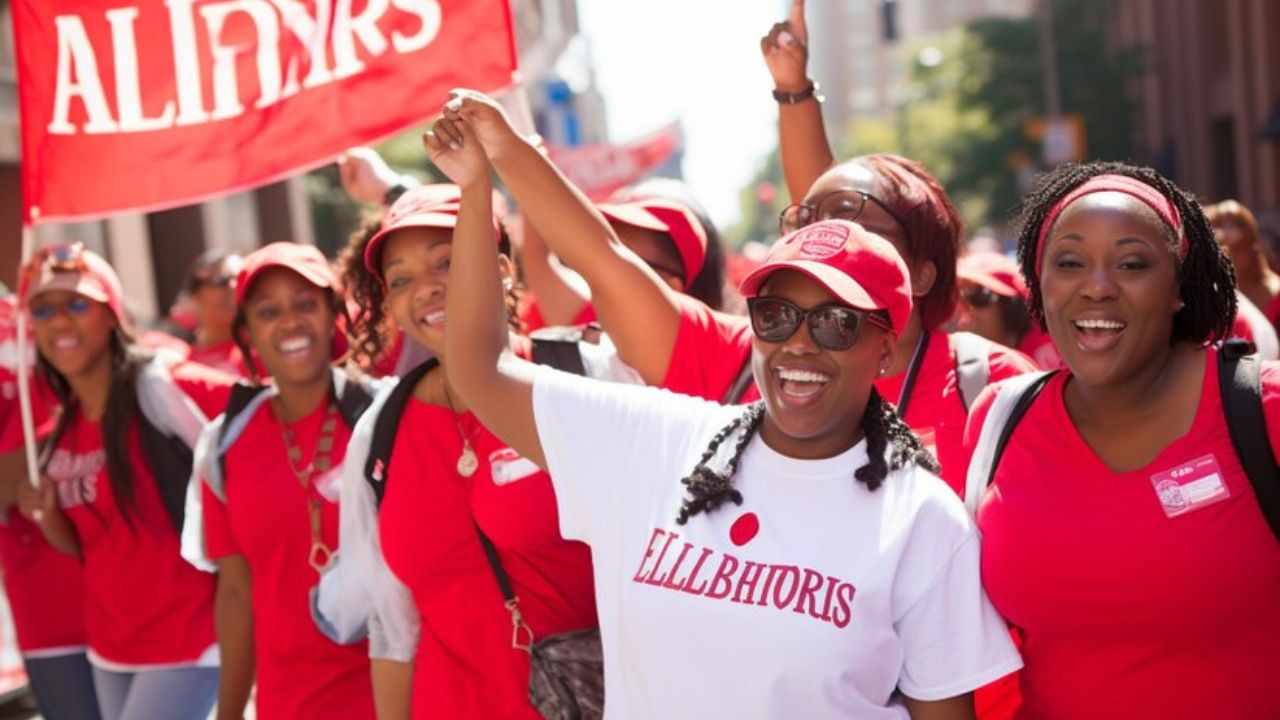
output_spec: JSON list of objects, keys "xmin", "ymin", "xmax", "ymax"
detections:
[
  {"xmin": 963, "ymin": 371, "xmax": 1053, "ymax": 516},
  {"xmin": 952, "ymin": 332, "xmax": 992, "ymax": 412}
]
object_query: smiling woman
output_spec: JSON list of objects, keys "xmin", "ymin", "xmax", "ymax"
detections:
[
  {"xmin": 965, "ymin": 161, "xmax": 1280, "ymax": 718},
  {"xmin": 433, "ymin": 89, "xmax": 1023, "ymax": 718}
]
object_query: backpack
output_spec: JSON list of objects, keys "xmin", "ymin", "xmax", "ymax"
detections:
[
  {"xmin": 205, "ymin": 370, "xmax": 376, "ymax": 501},
  {"xmin": 951, "ymin": 332, "xmax": 992, "ymax": 412},
  {"xmin": 964, "ymin": 341, "xmax": 1280, "ymax": 542},
  {"xmin": 364, "ymin": 339, "xmax": 588, "ymax": 508}
]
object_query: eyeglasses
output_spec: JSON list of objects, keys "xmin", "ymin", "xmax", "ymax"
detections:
[
  {"xmin": 30, "ymin": 295, "xmax": 92, "ymax": 322},
  {"xmin": 779, "ymin": 189, "xmax": 908, "ymax": 236},
  {"xmin": 747, "ymin": 297, "xmax": 890, "ymax": 351},
  {"xmin": 960, "ymin": 287, "xmax": 998, "ymax": 309}
]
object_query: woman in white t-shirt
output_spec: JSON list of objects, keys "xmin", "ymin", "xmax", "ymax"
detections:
[{"xmin": 429, "ymin": 93, "xmax": 1021, "ymax": 719}]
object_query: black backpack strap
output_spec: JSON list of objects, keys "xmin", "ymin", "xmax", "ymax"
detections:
[
  {"xmin": 531, "ymin": 337, "xmax": 587, "ymax": 377},
  {"xmin": 138, "ymin": 415, "xmax": 195, "ymax": 534},
  {"xmin": 332, "ymin": 371, "xmax": 376, "ymax": 430},
  {"xmin": 1217, "ymin": 342, "xmax": 1280, "ymax": 542},
  {"xmin": 365, "ymin": 359, "xmax": 438, "ymax": 507},
  {"xmin": 985, "ymin": 372, "xmax": 1056, "ymax": 489},
  {"xmin": 952, "ymin": 332, "xmax": 992, "ymax": 412},
  {"xmin": 216, "ymin": 382, "xmax": 272, "ymax": 484}
]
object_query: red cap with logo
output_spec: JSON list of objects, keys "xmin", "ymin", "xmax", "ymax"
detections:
[
  {"xmin": 363, "ymin": 184, "xmax": 463, "ymax": 275},
  {"xmin": 236, "ymin": 242, "xmax": 339, "ymax": 306},
  {"xmin": 19, "ymin": 243, "xmax": 129, "ymax": 330},
  {"xmin": 957, "ymin": 251, "xmax": 1028, "ymax": 299},
  {"xmin": 597, "ymin": 199, "xmax": 708, "ymax": 282},
  {"xmin": 739, "ymin": 220, "xmax": 913, "ymax": 335}
]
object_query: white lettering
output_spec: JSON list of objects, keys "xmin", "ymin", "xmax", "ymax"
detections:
[
  {"xmin": 199, "ymin": 0, "xmax": 284, "ymax": 119},
  {"xmin": 331, "ymin": 0, "xmax": 390, "ymax": 80},
  {"xmin": 166, "ymin": 0, "xmax": 211, "ymax": 126},
  {"xmin": 107, "ymin": 8, "xmax": 177, "ymax": 132},
  {"xmin": 269, "ymin": 0, "xmax": 335, "ymax": 92},
  {"xmin": 47, "ymin": 15, "xmax": 118, "ymax": 135},
  {"xmin": 389, "ymin": 0, "xmax": 441, "ymax": 53}
]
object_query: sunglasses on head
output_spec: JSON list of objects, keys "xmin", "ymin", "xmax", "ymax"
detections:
[
  {"xmin": 747, "ymin": 297, "xmax": 890, "ymax": 351},
  {"xmin": 960, "ymin": 287, "xmax": 998, "ymax": 309},
  {"xmin": 779, "ymin": 188, "xmax": 908, "ymax": 236},
  {"xmin": 30, "ymin": 295, "xmax": 92, "ymax": 322}
]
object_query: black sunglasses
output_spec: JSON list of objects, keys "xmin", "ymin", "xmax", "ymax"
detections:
[
  {"xmin": 960, "ymin": 287, "xmax": 998, "ymax": 309},
  {"xmin": 779, "ymin": 188, "xmax": 909, "ymax": 236},
  {"xmin": 747, "ymin": 297, "xmax": 890, "ymax": 351}
]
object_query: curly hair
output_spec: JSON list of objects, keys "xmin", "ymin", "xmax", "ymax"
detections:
[
  {"xmin": 337, "ymin": 214, "xmax": 520, "ymax": 369},
  {"xmin": 1014, "ymin": 161, "xmax": 1237, "ymax": 345},
  {"xmin": 675, "ymin": 390, "xmax": 940, "ymax": 525}
]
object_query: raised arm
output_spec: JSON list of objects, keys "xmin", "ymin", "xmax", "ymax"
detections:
[
  {"xmin": 427, "ymin": 98, "xmax": 546, "ymax": 468},
  {"xmin": 516, "ymin": 211, "xmax": 593, "ymax": 326},
  {"xmin": 445, "ymin": 90, "xmax": 683, "ymax": 386},
  {"xmin": 762, "ymin": 0, "xmax": 836, "ymax": 201}
]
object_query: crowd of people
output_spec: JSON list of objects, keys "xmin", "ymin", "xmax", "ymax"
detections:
[{"xmin": 0, "ymin": 3, "xmax": 1278, "ymax": 719}]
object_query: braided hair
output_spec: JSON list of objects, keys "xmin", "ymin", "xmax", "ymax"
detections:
[
  {"xmin": 1014, "ymin": 161, "xmax": 1237, "ymax": 345},
  {"xmin": 675, "ymin": 389, "xmax": 940, "ymax": 525}
]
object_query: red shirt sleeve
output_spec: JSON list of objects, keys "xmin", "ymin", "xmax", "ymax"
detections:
[
  {"xmin": 659, "ymin": 294, "xmax": 752, "ymax": 401},
  {"xmin": 201, "ymin": 479, "xmax": 239, "ymax": 559},
  {"xmin": 1259, "ymin": 361, "xmax": 1280, "ymax": 458}
]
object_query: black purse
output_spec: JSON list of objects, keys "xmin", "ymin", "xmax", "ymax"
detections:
[{"xmin": 474, "ymin": 523, "xmax": 605, "ymax": 720}]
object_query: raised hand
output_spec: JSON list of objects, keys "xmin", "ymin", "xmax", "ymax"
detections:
[
  {"xmin": 337, "ymin": 147, "xmax": 402, "ymax": 205},
  {"xmin": 760, "ymin": 0, "xmax": 810, "ymax": 93},
  {"xmin": 442, "ymin": 89, "xmax": 525, "ymax": 161},
  {"xmin": 423, "ymin": 110, "xmax": 491, "ymax": 190}
]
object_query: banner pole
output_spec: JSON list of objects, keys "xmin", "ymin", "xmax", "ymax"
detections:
[{"xmin": 15, "ymin": 222, "xmax": 39, "ymax": 489}]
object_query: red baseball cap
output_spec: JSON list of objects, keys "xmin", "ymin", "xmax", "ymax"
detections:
[
  {"xmin": 739, "ymin": 220, "xmax": 913, "ymax": 335},
  {"xmin": 236, "ymin": 242, "xmax": 338, "ymax": 306},
  {"xmin": 363, "ymin": 184, "xmax": 463, "ymax": 275},
  {"xmin": 957, "ymin": 251, "xmax": 1028, "ymax": 299},
  {"xmin": 597, "ymin": 199, "xmax": 708, "ymax": 282},
  {"xmin": 19, "ymin": 243, "xmax": 129, "ymax": 330}
]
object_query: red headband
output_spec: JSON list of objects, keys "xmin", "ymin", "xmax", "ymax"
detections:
[{"xmin": 1034, "ymin": 174, "xmax": 1186, "ymax": 282}]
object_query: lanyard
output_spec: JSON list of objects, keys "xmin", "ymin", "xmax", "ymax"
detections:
[
  {"xmin": 895, "ymin": 329, "xmax": 931, "ymax": 419},
  {"xmin": 278, "ymin": 399, "xmax": 339, "ymax": 575}
]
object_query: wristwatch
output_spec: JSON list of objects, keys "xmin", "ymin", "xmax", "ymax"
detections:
[{"xmin": 772, "ymin": 81, "xmax": 823, "ymax": 105}]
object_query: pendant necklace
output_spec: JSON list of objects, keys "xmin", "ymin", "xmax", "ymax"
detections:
[
  {"xmin": 277, "ymin": 396, "xmax": 340, "ymax": 574},
  {"xmin": 441, "ymin": 378, "xmax": 478, "ymax": 478}
]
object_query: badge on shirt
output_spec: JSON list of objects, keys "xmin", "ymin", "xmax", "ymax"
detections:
[
  {"xmin": 1150, "ymin": 454, "xmax": 1230, "ymax": 519},
  {"xmin": 489, "ymin": 448, "xmax": 539, "ymax": 486}
]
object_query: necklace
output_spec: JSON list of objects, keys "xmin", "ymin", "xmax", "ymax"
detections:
[
  {"xmin": 276, "ymin": 396, "xmax": 340, "ymax": 574},
  {"xmin": 440, "ymin": 377, "xmax": 479, "ymax": 478}
]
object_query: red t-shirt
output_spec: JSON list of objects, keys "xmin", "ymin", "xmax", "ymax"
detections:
[
  {"xmin": 972, "ymin": 349, "xmax": 1280, "ymax": 719},
  {"xmin": 379, "ymin": 398, "xmax": 597, "ymax": 719},
  {"xmin": 187, "ymin": 339, "xmax": 249, "ymax": 378},
  {"xmin": 874, "ymin": 332, "xmax": 1037, "ymax": 496},
  {"xmin": 0, "ymin": 384, "xmax": 86, "ymax": 656},
  {"xmin": 660, "ymin": 294, "xmax": 757, "ymax": 403},
  {"xmin": 203, "ymin": 399, "xmax": 374, "ymax": 720},
  {"xmin": 519, "ymin": 296, "xmax": 599, "ymax": 335},
  {"xmin": 45, "ymin": 361, "xmax": 230, "ymax": 667},
  {"xmin": 1264, "ymin": 292, "xmax": 1280, "ymax": 332}
]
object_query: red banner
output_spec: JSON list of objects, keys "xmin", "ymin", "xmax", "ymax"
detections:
[
  {"xmin": 14, "ymin": 0, "xmax": 517, "ymax": 223},
  {"xmin": 549, "ymin": 121, "xmax": 682, "ymax": 201}
]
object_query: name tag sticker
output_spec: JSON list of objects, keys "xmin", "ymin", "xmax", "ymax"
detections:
[{"xmin": 1150, "ymin": 454, "xmax": 1230, "ymax": 519}]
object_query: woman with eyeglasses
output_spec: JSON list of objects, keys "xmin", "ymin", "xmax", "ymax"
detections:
[
  {"xmin": 183, "ymin": 250, "xmax": 250, "ymax": 377},
  {"xmin": 430, "ymin": 98, "xmax": 1021, "ymax": 718},
  {"xmin": 760, "ymin": 1, "xmax": 1037, "ymax": 498},
  {"xmin": 963, "ymin": 161, "xmax": 1280, "ymax": 719},
  {"xmin": 15, "ymin": 244, "xmax": 232, "ymax": 720},
  {"xmin": 0, "ymin": 294, "xmax": 98, "ymax": 720},
  {"xmin": 955, "ymin": 252, "xmax": 1062, "ymax": 370}
]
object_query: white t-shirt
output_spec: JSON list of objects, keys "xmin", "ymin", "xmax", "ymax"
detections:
[{"xmin": 532, "ymin": 366, "xmax": 1022, "ymax": 719}]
